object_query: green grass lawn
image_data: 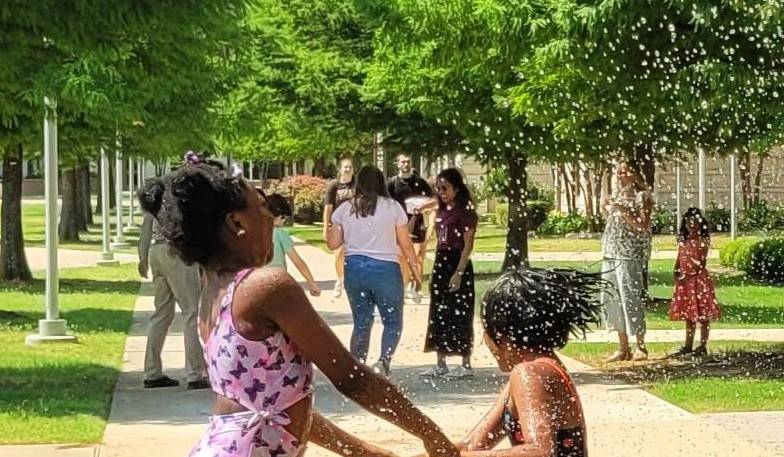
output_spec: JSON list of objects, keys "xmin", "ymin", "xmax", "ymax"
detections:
[
  {"xmin": 288, "ymin": 222, "xmax": 738, "ymax": 253},
  {"xmin": 0, "ymin": 264, "xmax": 139, "ymax": 444},
  {"xmin": 1, "ymin": 201, "xmax": 140, "ymax": 253},
  {"xmin": 560, "ymin": 341, "xmax": 784, "ymax": 413}
]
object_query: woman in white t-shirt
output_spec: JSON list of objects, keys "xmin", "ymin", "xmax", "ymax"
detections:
[{"xmin": 327, "ymin": 165, "xmax": 423, "ymax": 376}]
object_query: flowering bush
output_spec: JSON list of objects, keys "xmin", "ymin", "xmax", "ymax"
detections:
[{"xmin": 269, "ymin": 175, "xmax": 328, "ymax": 224}]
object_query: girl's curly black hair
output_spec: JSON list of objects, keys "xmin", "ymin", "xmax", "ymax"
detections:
[
  {"xmin": 481, "ymin": 268, "xmax": 611, "ymax": 351},
  {"xmin": 137, "ymin": 159, "xmax": 247, "ymax": 267}
]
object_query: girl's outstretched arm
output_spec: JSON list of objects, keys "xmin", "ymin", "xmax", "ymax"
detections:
[
  {"xmin": 456, "ymin": 383, "xmax": 508, "ymax": 451},
  {"xmin": 310, "ymin": 411, "xmax": 399, "ymax": 457},
  {"xmin": 286, "ymin": 247, "xmax": 320, "ymax": 296}
]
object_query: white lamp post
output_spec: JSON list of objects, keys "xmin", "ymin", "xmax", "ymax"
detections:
[
  {"xmin": 111, "ymin": 134, "xmax": 129, "ymax": 248},
  {"xmin": 730, "ymin": 154, "xmax": 737, "ymax": 239},
  {"xmin": 675, "ymin": 161, "xmax": 682, "ymax": 221},
  {"xmin": 26, "ymin": 98, "xmax": 76, "ymax": 344},
  {"xmin": 124, "ymin": 158, "xmax": 138, "ymax": 232},
  {"xmin": 698, "ymin": 148, "xmax": 706, "ymax": 210},
  {"xmin": 98, "ymin": 147, "xmax": 119, "ymax": 266}
]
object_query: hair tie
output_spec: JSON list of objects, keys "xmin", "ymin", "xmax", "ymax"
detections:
[{"xmin": 184, "ymin": 150, "xmax": 201, "ymax": 165}]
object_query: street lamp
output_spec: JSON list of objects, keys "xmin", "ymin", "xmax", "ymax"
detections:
[
  {"xmin": 26, "ymin": 97, "xmax": 77, "ymax": 344},
  {"xmin": 98, "ymin": 146, "xmax": 120, "ymax": 266}
]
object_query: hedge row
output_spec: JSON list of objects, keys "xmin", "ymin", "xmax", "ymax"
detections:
[{"xmin": 720, "ymin": 236, "xmax": 784, "ymax": 282}]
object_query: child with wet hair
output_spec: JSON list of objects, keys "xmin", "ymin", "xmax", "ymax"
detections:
[{"xmin": 454, "ymin": 268, "xmax": 607, "ymax": 457}]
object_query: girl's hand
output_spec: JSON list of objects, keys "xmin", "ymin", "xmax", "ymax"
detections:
[
  {"xmin": 424, "ymin": 437, "xmax": 460, "ymax": 457},
  {"xmin": 308, "ymin": 282, "xmax": 321, "ymax": 297},
  {"xmin": 448, "ymin": 272, "xmax": 462, "ymax": 292}
]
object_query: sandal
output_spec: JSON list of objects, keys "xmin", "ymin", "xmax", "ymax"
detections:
[
  {"xmin": 605, "ymin": 350, "xmax": 632, "ymax": 363},
  {"xmin": 632, "ymin": 346, "xmax": 649, "ymax": 361}
]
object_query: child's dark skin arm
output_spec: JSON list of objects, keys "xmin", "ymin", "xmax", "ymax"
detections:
[
  {"xmin": 455, "ymin": 383, "xmax": 509, "ymax": 452},
  {"xmin": 310, "ymin": 411, "xmax": 399, "ymax": 457},
  {"xmin": 458, "ymin": 366, "xmax": 559, "ymax": 457}
]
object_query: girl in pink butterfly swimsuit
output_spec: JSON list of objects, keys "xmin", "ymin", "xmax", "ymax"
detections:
[{"xmin": 138, "ymin": 156, "xmax": 458, "ymax": 457}]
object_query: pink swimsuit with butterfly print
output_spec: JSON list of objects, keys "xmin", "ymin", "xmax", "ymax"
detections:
[{"xmin": 190, "ymin": 269, "xmax": 313, "ymax": 457}]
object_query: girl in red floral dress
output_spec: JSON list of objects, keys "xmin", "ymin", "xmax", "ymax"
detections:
[{"xmin": 668, "ymin": 207, "xmax": 721, "ymax": 357}]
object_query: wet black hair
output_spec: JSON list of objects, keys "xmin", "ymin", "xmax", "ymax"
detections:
[
  {"xmin": 266, "ymin": 193, "xmax": 292, "ymax": 218},
  {"xmin": 481, "ymin": 268, "xmax": 609, "ymax": 351},
  {"xmin": 679, "ymin": 207, "xmax": 710, "ymax": 241},
  {"xmin": 137, "ymin": 159, "xmax": 247, "ymax": 267},
  {"xmin": 437, "ymin": 168, "xmax": 474, "ymax": 211}
]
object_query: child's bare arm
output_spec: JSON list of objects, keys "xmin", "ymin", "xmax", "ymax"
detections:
[
  {"xmin": 287, "ymin": 248, "xmax": 320, "ymax": 295},
  {"xmin": 310, "ymin": 411, "xmax": 400, "ymax": 457},
  {"xmin": 457, "ymin": 383, "xmax": 508, "ymax": 451}
]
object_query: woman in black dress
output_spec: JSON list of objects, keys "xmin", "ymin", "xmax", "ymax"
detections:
[{"xmin": 421, "ymin": 168, "xmax": 478, "ymax": 379}]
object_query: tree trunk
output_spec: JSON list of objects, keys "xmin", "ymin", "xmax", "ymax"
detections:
[
  {"xmin": 570, "ymin": 162, "xmax": 580, "ymax": 212},
  {"xmin": 559, "ymin": 163, "xmax": 573, "ymax": 213},
  {"xmin": 502, "ymin": 153, "xmax": 529, "ymax": 271},
  {"xmin": 753, "ymin": 154, "xmax": 765, "ymax": 205},
  {"xmin": 96, "ymin": 156, "xmax": 102, "ymax": 214},
  {"xmin": 0, "ymin": 144, "xmax": 33, "ymax": 281},
  {"xmin": 593, "ymin": 162, "xmax": 606, "ymax": 216},
  {"xmin": 582, "ymin": 163, "xmax": 597, "ymax": 231},
  {"xmin": 109, "ymin": 151, "xmax": 117, "ymax": 209},
  {"xmin": 59, "ymin": 167, "xmax": 81, "ymax": 242},
  {"xmin": 78, "ymin": 161, "xmax": 93, "ymax": 227}
]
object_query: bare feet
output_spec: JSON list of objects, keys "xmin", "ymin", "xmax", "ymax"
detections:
[
  {"xmin": 632, "ymin": 346, "xmax": 649, "ymax": 361},
  {"xmin": 605, "ymin": 350, "xmax": 632, "ymax": 363}
]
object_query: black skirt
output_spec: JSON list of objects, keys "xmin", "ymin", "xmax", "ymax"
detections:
[{"xmin": 425, "ymin": 249, "xmax": 475, "ymax": 356}]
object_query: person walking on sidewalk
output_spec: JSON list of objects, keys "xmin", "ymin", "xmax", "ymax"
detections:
[
  {"xmin": 138, "ymin": 155, "xmax": 457, "ymax": 457},
  {"xmin": 667, "ymin": 207, "xmax": 721, "ymax": 358},
  {"xmin": 600, "ymin": 161, "xmax": 653, "ymax": 362},
  {"xmin": 323, "ymin": 158, "xmax": 354, "ymax": 299},
  {"xmin": 265, "ymin": 193, "xmax": 321, "ymax": 297},
  {"xmin": 421, "ymin": 168, "xmax": 477, "ymax": 380},
  {"xmin": 328, "ymin": 165, "xmax": 423, "ymax": 376},
  {"xmin": 388, "ymin": 153, "xmax": 436, "ymax": 304},
  {"xmin": 137, "ymin": 180, "xmax": 209, "ymax": 390}
]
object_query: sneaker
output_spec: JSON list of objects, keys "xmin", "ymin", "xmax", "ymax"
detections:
[
  {"xmin": 410, "ymin": 288, "xmax": 422, "ymax": 305},
  {"xmin": 333, "ymin": 280, "xmax": 343, "ymax": 299},
  {"xmin": 445, "ymin": 366, "xmax": 474, "ymax": 380},
  {"xmin": 186, "ymin": 378, "xmax": 211, "ymax": 390},
  {"xmin": 371, "ymin": 359, "xmax": 390, "ymax": 377},
  {"xmin": 143, "ymin": 375, "xmax": 180, "ymax": 388},
  {"xmin": 405, "ymin": 285, "xmax": 415, "ymax": 299},
  {"xmin": 419, "ymin": 366, "xmax": 449, "ymax": 378}
]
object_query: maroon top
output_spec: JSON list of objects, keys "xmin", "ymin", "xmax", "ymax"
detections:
[{"xmin": 435, "ymin": 206, "xmax": 478, "ymax": 251}]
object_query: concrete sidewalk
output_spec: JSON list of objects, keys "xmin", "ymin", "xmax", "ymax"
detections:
[{"xmin": 24, "ymin": 246, "xmax": 137, "ymax": 271}]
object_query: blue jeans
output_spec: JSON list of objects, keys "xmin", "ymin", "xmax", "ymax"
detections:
[{"xmin": 344, "ymin": 255, "xmax": 404, "ymax": 364}]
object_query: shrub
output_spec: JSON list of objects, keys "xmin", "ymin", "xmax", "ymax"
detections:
[
  {"xmin": 739, "ymin": 202, "xmax": 784, "ymax": 232},
  {"xmin": 269, "ymin": 175, "xmax": 328, "ymax": 224},
  {"xmin": 493, "ymin": 200, "xmax": 552, "ymax": 232},
  {"xmin": 652, "ymin": 207, "xmax": 677, "ymax": 235},
  {"xmin": 747, "ymin": 238, "xmax": 784, "ymax": 282},
  {"xmin": 705, "ymin": 203, "xmax": 731, "ymax": 233},
  {"xmin": 719, "ymin": 237, "xmax": 760, "ymax": 270},
  {"xmin": 536, "ymin": 212, "xmax": 589, "ymax": 236}
]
